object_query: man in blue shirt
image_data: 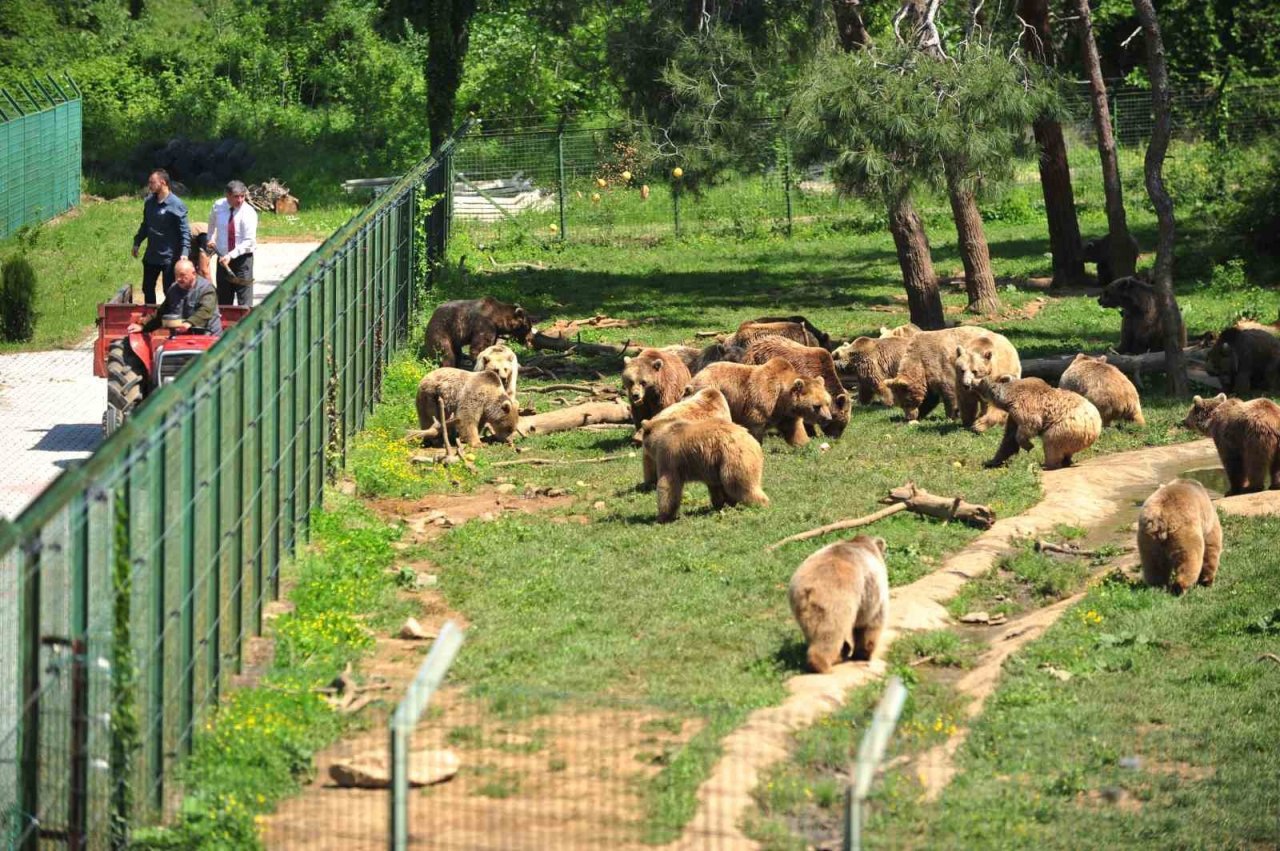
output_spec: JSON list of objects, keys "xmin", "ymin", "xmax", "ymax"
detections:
[{"xmin": 132, "ymin": 169, "xmax": 191, "ymax": 305}]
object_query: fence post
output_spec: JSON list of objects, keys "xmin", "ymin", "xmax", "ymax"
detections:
[
  {"xmin": 557, "ymin": 125, "xmax": 568, "ymax": 242},
  {"xmin": 783, "ymin": 141, "xmax": 794, "ymax": 238},
  {"xmin": 389, "ymin": 622, "xmax": 465, "ymax": 851},
  {"xmin": 843, "ymin": 677, "xmax": 908, "ymax": 851},
  {"xmin": 672, "ymin": 179, "xmax": 682, "ymax": 238},
  {"xmin": 18, "ymin": 537, "xmax": 40, "ymax": 851}
]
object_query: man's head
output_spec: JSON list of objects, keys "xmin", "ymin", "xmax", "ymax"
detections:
[
  {"xmin": 148, "ymin": 169, "xmax": 171, "ymax": 197},
  {"xmin": 226, "ymin": 180, "xmax": 248, "ymax": 210},
  {"xmin": 174, "ymin": 259, "xmax": 197, "ymax": 289}
]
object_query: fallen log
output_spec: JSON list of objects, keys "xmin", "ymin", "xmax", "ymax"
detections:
[
  {"xmin": 491, "ymin": 454, "xmax": 631, "ymax": 468},
  {"xmin": 1019, "ymin": 347, "xmax": 1208, "ymax": 383},
  {"xmin": 531, "ymin": 331, "xmax": 643, "ymax": 359},
  {"xmin": 523, "ymin": 383, "xmax": 614, "ymax": 395},
  {"xmin": 766, "ymin": 482, "xmax": 994, "ymax": 551},
  {"xmin": 516, "ymin": 400, "xmax": 634, "ymax": 437}
]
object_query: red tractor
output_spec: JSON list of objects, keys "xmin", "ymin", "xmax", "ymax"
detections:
[{"xmin": 94, "ymin": 291, "xmax": 249, "ymax": 435}]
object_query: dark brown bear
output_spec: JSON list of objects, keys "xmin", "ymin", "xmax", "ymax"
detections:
[
  {"xmin": 749, "ymin": 315, "xmax": 833, "ymax": 350},
  {"xmin": 661, "ymin": 342, "xmax": 748, "ymax": 375},
  {"xmin": 1205, "ymin": 326, "xmax": 1280, "ymax": 394},
  {"xmin": 1096, "ymin": 277, "xmax": 1185, "ymax": 355},
  {"xmin": 1082, "ymin": 231, "xmax": 1139, "ymax": 287},
  {"xmin": 744, "ymin": 335, "xmax": 850, "ymax": 438},
  {"xmin": 622, "ymin": 348, "xmax": 693, "ymax": 427},
  {"xmin": 423, "ymin": 297, "xmax": 534, "ymax": 367},
  {"xmin": 1184, "ymin": 393, "xmax": 1280, "ymax": 494},
  {"xmin": 727, "ymin": 320, "xmax": 821, "ymax": 350}
]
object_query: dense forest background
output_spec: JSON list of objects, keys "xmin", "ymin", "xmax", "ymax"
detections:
[{"xmin": 1, "ymin": 0, "xmax": 1277, "ymax": 194}]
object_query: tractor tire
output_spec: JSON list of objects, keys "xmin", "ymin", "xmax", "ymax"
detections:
[{"xmin": 104, "ymin": 338, "xmax": 146, "ymax": 436}]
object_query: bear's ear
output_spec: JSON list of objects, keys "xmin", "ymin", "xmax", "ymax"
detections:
[
  {"xmin": 870, "ymin": 536, "xmax": 887, "ymax": 557},
  {"xmin": 638, "ymin": 418, "xmax": 651, "ymax": 432},
  {"xmin": 681, "ymin": 384, "xmax": 695, "ymax": 398},
  {"xmin": 1096, "ymin": 354, "xmax": 1107, "ymax": 363},
  {"xmin": 652, "ymin": 358, "xmax": 663, "ymax": 371},
  {"xmin": 834, "ymin": 393, "xmax": 849, "ymax": 411},
  {"xmin": 623, "ymin": 355, "xmax": 632, "ymax": 365},
  {"xmin": 1192, "ymin": 395, "xmax": 1203, "ymax": 404},
  {"xmin": 983, "ymin": 350, "xmax": 994, "ymax": 361},
  {"xmin": 790, "ymin": 378, "xmax": 806, "ymax": 393},
  {"xmin": 501, "ymin": 399, "xmax": 512, "ymax": 413},
  {"xmin": 1220, "ymin": 341, "xmax": 1232, "ymax": 353},
  {"xmin": 1214, "ymin": 392, "xmax": 1228, "ymax": 402},
  {"xmin": 955, "ymin": 345, "xmax": 964, "ymax": 358},
  {"xmin": 514, "ymin": 306, "xmax": 526, "ymax": 319},
  {"xmin": 997, "ymin": 374, "xmax": 1015, "ymax": 384}
]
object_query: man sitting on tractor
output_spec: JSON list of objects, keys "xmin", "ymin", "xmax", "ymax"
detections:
[{"xmin": 127, "ymin": 258, "xmax": 223, "ymax": 336}]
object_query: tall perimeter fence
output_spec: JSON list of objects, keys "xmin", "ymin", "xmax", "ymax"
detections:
[
  {"xmin": 450, "ymin": 81, "xmax": 1280, "ymax": 247},
  {"xmin": 0, "ymin": 120, "xmax": 468, "ymax": 848},
  {"xmin": 0, "ymin": 74, "xmax": 82, "ymax": 242}
]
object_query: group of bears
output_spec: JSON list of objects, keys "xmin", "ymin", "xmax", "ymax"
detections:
[{"xmin": 414, "ymin": 295, "xmax": 1280, "ymax": 673}]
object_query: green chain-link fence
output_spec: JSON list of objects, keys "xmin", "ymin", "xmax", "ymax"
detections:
[
  {"xmin": 0, "ymin": 74, "xmax": 81, "ymax": 242},
  {"xmin": 0, "ymin": 120, "xmax": 471, "ymax": 849}
]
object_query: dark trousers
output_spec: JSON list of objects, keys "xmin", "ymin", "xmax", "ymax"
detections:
[
  {"xmin": 141, "ymin": 262, "xmax": 176, "ymax": 305},
  {"xmin": 216, "ymin": 254, "xmax": 254, "ymax": 306}
]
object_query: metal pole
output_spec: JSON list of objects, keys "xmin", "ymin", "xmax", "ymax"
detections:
[
  {"xmin": 783, "ymin": 142, "xmax": 794, "ymax": 238},
  {"xmin": 18, "ymin": 538, "xmax": 40, "ymax": 851},
  {"xmin": 557, "ymin": 125, "xmax": 568, "ymax": 242},
  {"xmin": 843, "ymin": 677, "xmax": 908, "ymax": 851},
  {"xmin": 673, "ymin": 181, "xmax": 681, "ymax": 238}
]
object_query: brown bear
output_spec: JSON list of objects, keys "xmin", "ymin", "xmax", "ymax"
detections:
[
  {"xmin": 1138, "ymin": 478, "xmax": 1223, "ymax": 594},
  {"xmin": 1184, "ymin": 393, "xmax": 1280, "ymax": 494},
  {"xmin": 1082, "ymin": 231, "xmax": 1140, "ymax": 287},
  {"xmin": 633, "ymin": 387, "xmax": 733, "ymax": 490},
  {"xmin": 727, "ymin": 320, "xmax": 820, "ymax": 350},
  {"xmin": 688, "ymin": 358, "xmax": 832, "ymax": 446},
  {"xmin": 788, "ymin": 535, "xmax": 890, "ymax": 673},
  {"xmin": 886, "ymin": 326, "xmax": 989, "ymax": 422},
  {"xmin": 744, "ymin": 336, "xmax": 851, "ymax": 438},
  {"xmin": 879, "ymin": 323, "xmax": 921, "ymax": 339},
  {"xmin": 832, "ymin": 336, "xmax": 912, "ymax": 406},
  {"xmin": 423, "ymin": 297, "xmax": 534, "ymax": 367},
  {"xmin": 1096, "ymin": 276, "xmax": 1186, "ymax": 354},
  {"xmin": 661, "ymin": 342, "xmax": 748, "ymax": 375},
  {"xmin": 474, "ymin": 343, "xmax": 520, "ymax": 400},
  {"xmin": 415, "ymin": 368, "xmax": 519, "ymax": 447},
  {"xmin": 1058, "ymin": 354, "xmax": 1145, "ymax": 427},
  {"xmin": 1205, "ymin": 326, "xmax": 1280, "ymax": 394},
  {"xmin": 622, "ymin": 348, "xmax": 693, "ymax": 427},
  {"xmin": 953, "ymin": 333, "xmax": 1022, "ymax": 432},
  {"xmin": 644, "ymin": 418, "xmax": 770, "ymax": 523},
  {"xmin": 749, "ymin": 315, "xmax": 834, "ymax": 350},
  {"xmin": 980, "ymin": 375, "xmax": 1102, "ymax": 470}
]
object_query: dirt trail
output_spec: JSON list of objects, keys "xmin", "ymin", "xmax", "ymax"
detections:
[{"xmin": 663, "ymin": 439, "xmax": 1219, "ymax": 851}]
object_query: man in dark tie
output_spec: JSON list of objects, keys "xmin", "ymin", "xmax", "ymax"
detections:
[{"xmin": 208, "ymin": 179, "xmax": 258, "ymax": 306}]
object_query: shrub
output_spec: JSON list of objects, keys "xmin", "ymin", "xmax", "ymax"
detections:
[{"xmin": 0, "ymin": 255, "xmax": 37, "ymax": 343}]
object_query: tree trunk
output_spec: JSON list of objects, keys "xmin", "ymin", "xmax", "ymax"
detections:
[
  {"xmin": 1132, "ymin": 0, "xmax": 1187, "ymax": 395},
  {"xmin": 945, "ymin": 165, "xmax": 1001, "ymax": 315},
  {"xmin": 887, "ymin": 189, "xmax": 946, "ymax": 330},
  {"xmin": 1074, "ymin": 0, "xmax": 1138, "ymax": 281},
  {"xmin": 426, "ymin": 0, "xmax": 478, "ymax": 150},
  {"xmin": 831, "ymin": 0, "xmax": 872, "ymax": 49},
  {"xmin": 1017, "ymin": 0, "xmax": 1087, "ymax": 288}
]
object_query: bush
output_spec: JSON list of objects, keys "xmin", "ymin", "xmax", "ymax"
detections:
[{"xmin": 0, "ymin": 255, "xmax": 37, "ymax": 343}]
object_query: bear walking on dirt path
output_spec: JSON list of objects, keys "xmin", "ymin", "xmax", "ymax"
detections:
[
  {"xmin": 1058, "ymin": 354, "xmax": 1145, "ymax": 427},
  {"xmin": 788, "ymin": 535, "xmax": 890, "ymax": 673},
  {"xmin": 953, "ymin": 333, "xmax": 1021, "ymax": 433},
  {"xmin": 423, "ymin": 297, "xmax": 534, "ymax": 367},
  {"xmin": 416, "ymin": 368, "xmax": 519, "ymax": 447},
  {"xmin": 1184, "ymin": 393, "xmax": 1280, "ymax": 494},
  {"xmin": 474, "ymin": 343, "xmax": 520, "ymax": 400},
  {"xmin": 980, "ymin": 375, "xmax": 1102, "ymax": 470},
  {"xmin": 644, "ymin": 418, "xmax": 769, "ymax": 523},
  {"xmin": 622, "ymin": 348, "xmax": 693, "ymax": 427},
  {"xmin": 886, "ymin": 326, "xmax": 988, "ymax": 422},
  {"xmin": 745, "ymin": 336, "xmax": 850, "ymax": 438},
  {"xmin": 634, "ymin": 388, "xmax": 733, "ymax": 490},
  {"xmin": 1138, "ymin": 478, "xmax": 1223, "ymax": 594},
  {"xmin": 688, "ymin": 358, "xmax": 832, "ymax": 446}
]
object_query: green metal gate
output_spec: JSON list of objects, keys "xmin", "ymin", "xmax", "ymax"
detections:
[
  {"xmin": 0, "ymin": 121, "xmax": 471, "ymax": 849},
  {"xmin": 0, "ymin": 74, "xmax": 81, "ymax": 242}
]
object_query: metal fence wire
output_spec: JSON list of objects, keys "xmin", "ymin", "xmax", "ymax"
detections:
[
  {"xmin": 450, "ymin": 81, "xmax": 1280, "ymax": 248},
  {"xmin": 0, "ymin": 74, "xmax": 82, "ymax": 241},
  {"xmin": 0, "ymin": 121, "xmax": 472, "ymax": 849}
]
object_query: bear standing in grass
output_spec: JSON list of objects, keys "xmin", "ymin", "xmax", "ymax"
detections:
[
  {"xmin": 1184, "ymin": 394, "xmax": 1280, "ymax": 494},
  {"xmin": 886, "ymin": 326, "xmax": 988, "ymax": 422},
  {"xmin": 416, "ymin": 368, "xmax": 519, "ymax": 447},
  {"xmin": 1058, "ymin": 354, "xmax": 1145, "ymax": 426},
  {"xmin": 744, "ymin": 336, "xmax": 850, "ymax": 438},
  {"xmin": 622, "ymin": 348, "xmax": 693, "ymax": 427},
  {"xmin": 633, "ymin": 387, "xmax": 733, "ymax": 490},
  {"xmin": 980, "ymin": 375, "xmax": 1102, "ymax": 470},
  {"xmin": 1138, "ymin": 478, "xmax": 1223, "ymax": 594},
  {"xmin": 1205, "ymin": 326, "xmax": 1280, "ymax": 394},
  {"xmin": 953, "ymin": 333, "xmax": 1021, "ymax": 433},
  {"xmin": 1096, "ymin": 276, "xmax": 1185, "ymax": 355},
  {"xmin": 788, "ymin": 535, "xmax": 889, "ymax": 673},
  {"xmin": 474, "ymin": 343, "xmax": 520, "ymax": 400},
  {"xmin": 832, "ymin": 336, "xmax": 912, "ymax": 406},
  {"xmin": 644, "ymin": 418, "xmax": 769, "ymax": 523},
  {"xmin": 689, "ymin": 358, "xmax": 832, "ymax": 446},
  {"xmin": 423, "ymin": 297, "xmax": 534, "ymax": 367}
]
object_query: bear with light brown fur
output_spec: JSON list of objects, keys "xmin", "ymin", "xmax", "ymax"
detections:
[
  {"xmin": 832, "ymin": 336, "xmax": 912, "ymax": 406},
  {"xmin": 980, "ymin": 375, "xmax": 1102, "ymax": 470},
  {"xmin": 416, "ymin": 368, "xmax": 519, "ymax": 447},
  {"xmin": 1184, "ymin": 393, "xmax": 1280, "ymax": 494},
  {"xmin": 953, "ymin": 333, "xmax": 1021, "ymax": 432},
  {"xmin": 788, "ymin": 535, "xmax": 890, "ymax": 673},
  {"xmin": 1205, "ymin": 326, "xmax": 1280, "ymax": 394},
  {"xmin": 886, "ymin": 326, "xmax": 988, "ymax": 422},
  {"xmin": 644, "ymin": 418, "xmax": 770, "ymax": 523},
  {"xmin": 423, "ymin": 297, "xmax": 534, "ymax": 367},
  {"xmin": 1138, "ymin": 478, "xmax": 1223, "ymax": 594},
  {"xmin": 727, "ymin": 320, "xmax": 820, "ymax": 350},
  {"xmin": 689, "ymin": 358, "xmax": 832, "ymax": 446},
  {"xmin": 745, "ymin": 336, "xmax": 851, "ymax": 438},
  {"xmin": 622, "ymin": 348, "xmax": 693, "ymax": 427},
  {"xmin": 474, "ymin": 343, "xmax": 520, "ymax": 400},
  {"xmin": 1058, "ymin": 354, "xmax": 1145, "ymax": 427},
  {"xmin": 879, "ymin": 323, "xmax": 921, "ymax": 339},
  {"xmin": 634, "ymin": 388, "xmax": 733, "ymax": 490},
  {"xmin": 661, "ymin": 342, "xmax": 748, "ymax": 375}
]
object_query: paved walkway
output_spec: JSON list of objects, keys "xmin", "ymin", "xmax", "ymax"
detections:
[{"xmin": 0, "ymin": 241, "xmax": 320, "ymax": 520}]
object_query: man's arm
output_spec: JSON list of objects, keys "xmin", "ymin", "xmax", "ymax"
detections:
[
  {"xmin": 133, "ymin": 199, "xmax": 149, "ymax": 253},
  {"xmin": 175, "ymin": 199, "xmax": 191, "ymax": 255},
  {"xmin": 207, "ymin": 202, "xmax": 220, "ymax": 256}
]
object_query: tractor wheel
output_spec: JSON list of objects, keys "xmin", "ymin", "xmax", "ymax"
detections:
[{"xmin": 104, "ymin": 338, "xmax": 146, "ymax": 436}]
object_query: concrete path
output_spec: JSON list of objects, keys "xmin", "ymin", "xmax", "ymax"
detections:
[{"xmin": 0, "ymin": 241, "xmax": 320, "ymax": 521}]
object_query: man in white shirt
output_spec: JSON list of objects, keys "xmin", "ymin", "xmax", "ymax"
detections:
[{"xmin": 208, "ymin": 179, "xmax": 258, "ymax": 306}]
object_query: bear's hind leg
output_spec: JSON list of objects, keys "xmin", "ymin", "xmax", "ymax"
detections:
[
  {"xmin": 852, "ymin": 623, "xmax": 883, "ymax": 662},
  {"xmin": 1241, "ymin": 443, "xmax": 1270, "ymax": 494},
  {"xmin": 1200, "ymin": 521, "xmax": 1223, "ymax": 587},
  {"xmin": 656, "ymin": 472, "xmax": 685, "ymax": 523}
]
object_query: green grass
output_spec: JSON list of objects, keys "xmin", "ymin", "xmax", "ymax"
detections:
[{"xmin": 0, "ymin": 191, "xmax": 360, "ymax": 352}]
